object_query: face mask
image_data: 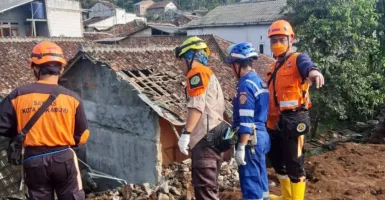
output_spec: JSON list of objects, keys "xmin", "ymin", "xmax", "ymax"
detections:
[{"xmin": 272, "ymin": 43, "xmax": 289, "ymax": 57}]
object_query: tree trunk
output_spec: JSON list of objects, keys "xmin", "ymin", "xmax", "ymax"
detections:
[{"xmin": 310, "ymin": 109, "xmax": 320, "ymax": 140}]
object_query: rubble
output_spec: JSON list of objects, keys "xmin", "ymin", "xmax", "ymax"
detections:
[{"xmin": 86, "ymin": 159, "xmax": 240, "ymax": 200}]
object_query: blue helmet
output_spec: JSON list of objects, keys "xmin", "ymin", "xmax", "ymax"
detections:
[{"xmin": 226, "ymin": 42, "xmax": 258, "ymax": 64}]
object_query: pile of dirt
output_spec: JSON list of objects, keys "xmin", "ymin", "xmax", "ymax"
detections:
[
  {"xmin": 304, "ymin": 142, "xmax": 385, "ymax": 200},
  {"xmin": 87, "ymin": 143, "xmax": 385, "ymax": 200},
  {"xmin": 221, "ymin": 143, "xmax": 385, "ymax": 200}
]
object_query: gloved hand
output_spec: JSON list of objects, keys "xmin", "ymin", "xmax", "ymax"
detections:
[
  {"xmin": 178, "ymin": 133, "xmax": 190, "ymax": 155},
  {"xmin": 235, "ymin": 143, "xmax": 247, "ymax": 165}
]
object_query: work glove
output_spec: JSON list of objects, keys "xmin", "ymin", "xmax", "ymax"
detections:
[
  {"xmin": 235, "ymin": 143, "xmax": 247, "ymax": 166},
  {"xmin": 178, "ymin": 132, "xmax": 190, "ymax": 156}
]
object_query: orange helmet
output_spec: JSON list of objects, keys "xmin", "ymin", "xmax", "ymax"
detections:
[
  {"xmin": 30, "ymin": 41, "xmax": 67, "ymax": 68},
  {"xmin": 268, "ymin": 20, "xmax": 295, "ymax": 39}
]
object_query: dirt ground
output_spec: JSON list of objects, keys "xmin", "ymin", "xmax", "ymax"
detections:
[
  {"xmin": 87, "ymin": 142, "xmax": 385, "ymax": 200},
  {"xmin": 220, "ymin": 142, "xmax": 385, "ymax": 200}
]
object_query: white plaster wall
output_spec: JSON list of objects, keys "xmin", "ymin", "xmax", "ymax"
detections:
[{"xmin": 46, "ymin": 0, "xmax": 82, "ymax": 37}]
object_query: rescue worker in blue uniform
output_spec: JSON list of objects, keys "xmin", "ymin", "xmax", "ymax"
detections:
[{"xmin": 227, "ymin": 43, "xmax": 271, "ymax": 200}]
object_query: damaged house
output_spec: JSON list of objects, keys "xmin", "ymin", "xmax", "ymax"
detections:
[
  {"xmin": 0, "ymin": 35, "xmax": 274, "ymax": 197},
  {"xmin": 60, "ymin": 35, "xmax": 274, "ymax": 184}
]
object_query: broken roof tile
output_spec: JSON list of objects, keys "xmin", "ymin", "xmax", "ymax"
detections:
[{"xmin": 0, "ymin": 37, "xmax": 95, "ymax": 93}]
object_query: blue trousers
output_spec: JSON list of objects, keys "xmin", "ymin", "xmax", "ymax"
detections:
[{"xmin": 238, "ymin": 131, "xmax": 271, "ymax": 200}]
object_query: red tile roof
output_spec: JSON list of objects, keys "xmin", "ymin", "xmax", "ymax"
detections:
[
  {"xmin": 0, "ymin": 37, "xmax": 94, "ymax": 93},
  {"xmin": 106, "ymin": 22, "xmax": 148, "ymax": 37},
  {"xmin": 72, "ymin": 46, "xmax": 233, "ymax": 120},
  {"xmin": 84, "ymin": 20, "xmax": 147, "ymax": 40},
  {"xmin": 70, "ymin": 35, "xmax": 274, "ymax": 121},
  {"xmin": 120, "ymin": 35, "xmax": 274, "ymax": 80},
  {"xmin": 84, "ymin": 32, "xmax": 114, "ymax": 40}
]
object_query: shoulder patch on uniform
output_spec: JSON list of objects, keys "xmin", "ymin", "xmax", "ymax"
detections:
[
  {"xmin": 297, "ymin": 123, "xmax": 306, "ymax": 132},
  {"xmin": 261, "ymin": 82, "xmax": 268, "ymax": 89},
  {"xmin": 189, "ymin": 73, "xmax": 203, "ymax": 89},
  {"xmin": 239, "ymin": 92, "xmax": 247, "ymax": 105}
]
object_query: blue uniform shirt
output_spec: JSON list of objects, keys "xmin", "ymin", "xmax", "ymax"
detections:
[
  {"xmin": 232, "ymin": 70, "xmax": 269, "ymax": 134},
  {"xmin": 297, "ymin": 53, "xmax": 319, "ymax": 78}
]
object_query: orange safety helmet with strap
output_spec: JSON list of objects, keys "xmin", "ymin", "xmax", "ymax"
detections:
[
  {"xmin": 268, "ymin": 20, "xmax": 295, "ymax": 39},
  {"xmin": 266, "ymin": 20, "xmax": 311, "ymax": 130},
  {"xmin": 30, "ymin": 41, "xmax": 67, "ymax": 68}
]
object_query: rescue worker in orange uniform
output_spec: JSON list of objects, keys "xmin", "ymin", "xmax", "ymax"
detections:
[
  {"xmin": 175, "ymin": 36, "xmax": 225, "ymax": 200},
  {"xmin": 0, "ymin": 41, "xmax": 89, "ymax": 200},
  {"xmin": 266, "ymin": 20, "xmax": 325, "ymax": 200}
]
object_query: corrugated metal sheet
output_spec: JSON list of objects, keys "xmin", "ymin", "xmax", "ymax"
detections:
[{"xmin": 0, "ymin": 0, "xmax": 33, "ymax": 13}]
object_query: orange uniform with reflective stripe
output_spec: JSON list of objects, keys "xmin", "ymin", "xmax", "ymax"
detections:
[
  {"xmin": 266, "ymin": 53, "xmax": 311, "ymax": 130},
  {"xmin": 0, "ymin": 80, "xmax": 89, "ymax": 147}
]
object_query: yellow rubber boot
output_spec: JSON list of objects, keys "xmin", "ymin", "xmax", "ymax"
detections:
[
  {"xmin": 291, "ymin": 181, "xmax": 306, "ymax": 200},
  {"xmin": 269, "ymin": 175, "xmax": 292, "ymax": 200}
]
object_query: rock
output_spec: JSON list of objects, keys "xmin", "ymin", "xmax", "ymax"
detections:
[
  {"xmin": 136, "ymin": 197, "xmax": 149, "ymax": 200},
  {"xmin": 182, "ymin": 159, "xmax": 192, "ymax": 164},
  {"xmin": 150, "ymin": 192, "xmax": 157, "ymax": 200},
  {"xmin": 180, "ymin": 167, "xmax": 190, "ymax": 172},
  {"xmin": 159, "ymin": 181, "xmax": 170, "ymax": 194},
  {"xmin": 168, "ymin": 171, "xmax": 176, "ymax": 178},
  {"xmin": 170, "ymin": 186, "xmax": 181, "ymax": 196},
  {"xmin": 164, "ymin": 168, "xmax": 171, "ymax": 176},
  {"xmin": 122, "ymin": 184, "xmax": 134, "ymax": 199},
  {"xmin": 142, "ymin": 183, "xmax": 153, "ymax": 195},
  {"xmin": 218, "ymin": 175, "xmax": 224, "ymax": 183},
  {"xmin": 131, "ymin": 193, "xmax": 138, "ymax": 199},
  {"xmin": 221, "ymin": 164, "xmax": 231, "ymax": 176},
  {"xmin": 135, "ymin": 184, "xmax": 144, "ymax": 194},
  {"xmin": 87, "ymin": 193, "xmax": 95, "ymax": 198},
  {"xmin": 158, "ymin": 193, "xmax": 170, "ymax": 200},
  {"xmin": 368, "ymin": 120, "xmax": 379, "ymax": 126}
]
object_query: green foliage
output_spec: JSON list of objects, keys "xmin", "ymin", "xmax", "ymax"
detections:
[
  {"xmin": 377, "ymin": 0, "xmax": 385, "ymax": 55},
  {"xmin": 285, "ymin": 0, "xmax": 385, "ymax": 126}
]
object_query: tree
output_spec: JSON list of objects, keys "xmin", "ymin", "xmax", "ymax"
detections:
[
  {"xmin": 377, "ymin": 0, "xmax": 385, "ymax": 55},
  {"xmin": 284, "ymin": 0, "xmax": 385, "ymax": 133}
]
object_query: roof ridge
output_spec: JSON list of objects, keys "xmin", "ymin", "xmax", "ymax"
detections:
[
  {"xmin": 82, "ymin": 46, "xmax": 175, "ymax": 53},
  {"xmin": 0, "ymin": 37, "xmax": 86, "ymax": 42}
]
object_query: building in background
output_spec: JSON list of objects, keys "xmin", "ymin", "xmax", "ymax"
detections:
[
  {"xmin": 183, "ymin": 0, "xmax": 286, "ymax": 56},
  {"xmin": 146, "ymin": 1, "xmax": 179, "ymax": 21},
  {"xmin": 0, "ymin": 0, "xmax": 83, "ymax": 37},
  {"xmin": 84, "ymin": 0, "xmax": 146, "ymax": 31},
  {"xmin": 134, "ymin": 0, "xmax": 154, "ymax": 16}
]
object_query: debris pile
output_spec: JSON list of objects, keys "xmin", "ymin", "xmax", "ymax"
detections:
[{"xmin": 86, "ymin": 160, "xmax": 240, "ymax": 200}]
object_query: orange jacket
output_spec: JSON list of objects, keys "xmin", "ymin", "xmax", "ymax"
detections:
[
  {"xmin": 266, "ymin": 53, "xmax": 311, "ymax": 130},
  {"xmin": 0, "ymin": 80, "xmax": 89, "ymax": 147}
]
